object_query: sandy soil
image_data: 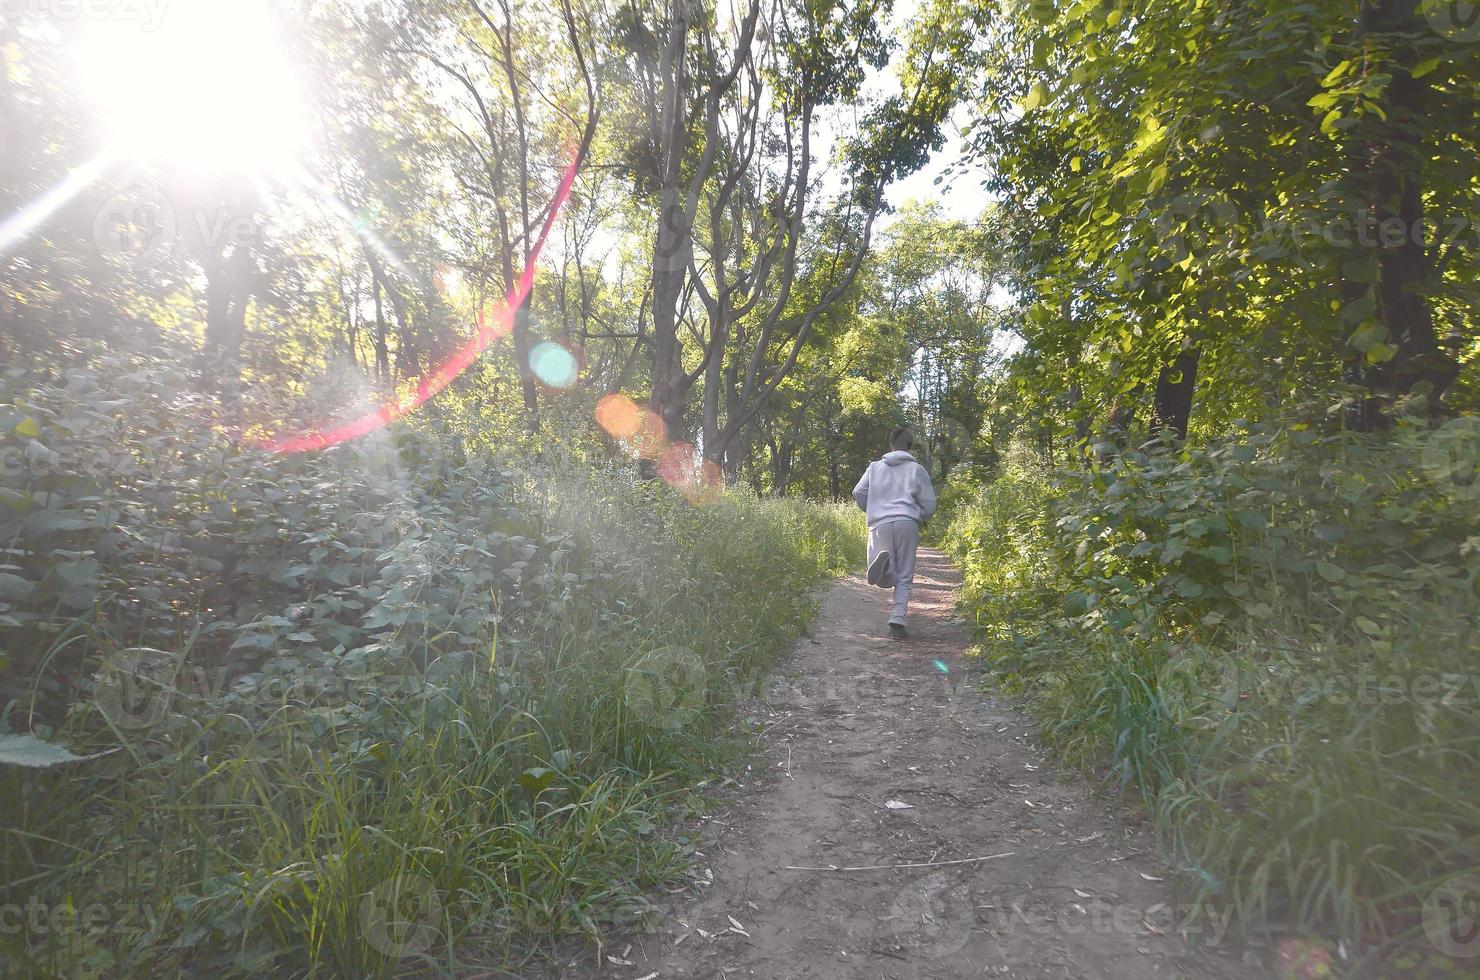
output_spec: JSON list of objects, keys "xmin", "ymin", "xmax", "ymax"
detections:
[{"xmin": 556, "ymin": 549, "xmax": 1263, "ymax": 979}]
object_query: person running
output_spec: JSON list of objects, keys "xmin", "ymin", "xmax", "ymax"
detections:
[{"xmin": 851, "ymin": 427, "xmax": 937, "ymax": 640}]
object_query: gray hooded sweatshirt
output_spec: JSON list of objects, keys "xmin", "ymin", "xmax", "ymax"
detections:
[{"xmin": 852, "ymin": 451, "xmax": 937, "ymax": 529}]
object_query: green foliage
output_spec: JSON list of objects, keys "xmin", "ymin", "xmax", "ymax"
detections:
[
  {"xmin": 948, "ymin": 0, "xmax": 1480, "ymax": 439},
  {"xmin": 746, "ymin": 202, "xmax": 1009, "ymax": 498},
  {"xmin": 945, "ymin": 424, "xmax": 1480, "ymax": 962},
  {"xmin": 0, "ymin": 352, "xmax": 863, "ymax": 977}
]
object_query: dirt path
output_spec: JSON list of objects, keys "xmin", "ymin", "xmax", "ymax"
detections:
[{"xmin": 570, "ymin": 550, "xmax": 1261, "ymax": 979}]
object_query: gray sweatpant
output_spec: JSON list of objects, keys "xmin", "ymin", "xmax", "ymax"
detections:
[{"xmin": 867, "ymin": 518, "xmax": 920, "ymax": 626}]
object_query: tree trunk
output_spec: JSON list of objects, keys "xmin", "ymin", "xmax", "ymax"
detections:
[
  {"xmin": 1344, "ymin": 0, "xmax": 1458, "ymax": 428},
  {"xmin": 201, "ymin": 240, "xmax": 254, "ymax": 420},
  {"xmin": 647, "ymin": 0, "xmax": 692, "ymax": 449},
  {"xmin": 1150, "ymin": 347, "xmax": 1200, "ymax": 441},
  {"xmin": 701, "ymin": 308, "xmax": 728, "ymax": 464},
  {"xmin": 372, "ymin": 276, "xmax": 389, "ymax": 380},
  {"xmin": 512, "ymin": 291, "xmax": 539, "ymax": 433},
  {"xmin": 366, "ymin": 248, "xmax": 417, "ymax": 380}
]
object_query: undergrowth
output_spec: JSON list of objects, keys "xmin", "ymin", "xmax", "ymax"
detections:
[
  {"xmin": 0, "ymin": 355, "xmax": 864, "ymax": 977},
  {"xmin": 942, "ymin": 420, "xmax": 1480, "ymax": 975}
]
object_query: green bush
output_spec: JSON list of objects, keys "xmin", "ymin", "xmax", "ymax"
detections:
[
  {"xmin": 0, "ymin": 353, "xmax": 863, "ymax": 977},
  {"xmin": 944, "ymin": 421, "xmax": 1480, "ymax": 964}
]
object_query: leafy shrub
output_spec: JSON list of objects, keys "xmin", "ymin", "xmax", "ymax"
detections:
[
  {"xmin": 944, "ymin": 421, "xmax": 1480, "ymax": 965},
  {"xmin": 0, "ymin": 353, "xmax": 863, "ymax": 976}
]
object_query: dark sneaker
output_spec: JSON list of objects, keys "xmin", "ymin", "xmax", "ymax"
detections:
[
  {"xmin": 867, "ymin": 551, "xmax": 892, "ymax": 587},
  {"xmin": 889, "ymin": 622, "xmax": 907, "ymax": 641}
]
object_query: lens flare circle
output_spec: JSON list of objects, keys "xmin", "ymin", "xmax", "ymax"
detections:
[
  {"xmin": 530, "ymin": 341, "xmax": 578, "ymax": 388},
  {"xmin": 595, "ymin": 393, "xmax": 641, "ymax": 439}
]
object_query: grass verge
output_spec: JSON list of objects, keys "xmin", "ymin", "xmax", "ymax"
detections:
[
  {"xmin": 941, "ymin": 422, "xmax": 1479, "ymax": 975},
  {"xmin": 1, "ymin": 384, "xmax": 864, "ymax": 977}
]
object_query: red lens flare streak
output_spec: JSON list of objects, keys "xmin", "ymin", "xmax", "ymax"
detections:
[{"xmin": 254, "ymin": 152, "xmax": 584, "ymax": 454}]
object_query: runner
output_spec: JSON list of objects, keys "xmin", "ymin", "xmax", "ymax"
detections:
[{"xmin": 851, "ymin": 426, "xmax": 937, "ymax": 639}]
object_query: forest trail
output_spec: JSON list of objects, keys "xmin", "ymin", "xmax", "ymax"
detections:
[{"xmin": 568, "ymin": 550, "xmax": 1260, "ymax": 979}]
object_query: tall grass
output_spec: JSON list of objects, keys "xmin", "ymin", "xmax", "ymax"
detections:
[
  {"xmin": 942, "ymin": 422, "xmax": 1480, "ymax": 972},
  {"xmin": 0, "ymin": 369, "xmax": 865, "ymax": 977}
]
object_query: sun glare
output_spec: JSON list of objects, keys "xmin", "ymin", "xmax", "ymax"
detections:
[{"xmin": 77, "ymin": 0, "xmax": 308, "ymax": 178}]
